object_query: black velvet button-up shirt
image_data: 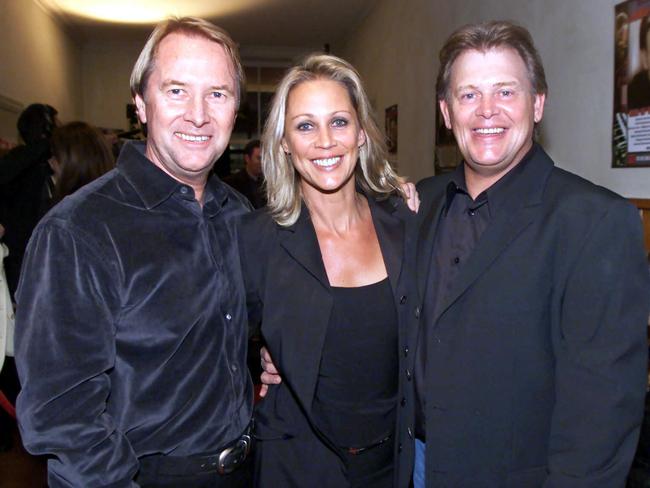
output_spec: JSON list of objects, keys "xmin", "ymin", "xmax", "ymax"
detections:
[{"xmin": 15, "ymin": 141, "xmax": 253, "ymax": 487}]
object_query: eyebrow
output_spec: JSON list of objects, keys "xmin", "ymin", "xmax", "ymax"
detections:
[
  {"xmin": 456, "ymin": 80, "xmax": 520, "ymax": 92},
  {"xmin": 161, "ymin": 80, "xmax": 234, "ymax": 93},
  {"xmin": 288, "ymin": 110, "xmax": 354, "ymax": 121}
]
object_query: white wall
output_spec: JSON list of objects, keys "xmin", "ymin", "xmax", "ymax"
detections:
[
  {"xmin": 81, "ymin": 39, "xmax": 147, "ymax": 131},
  {"xmin": 0, "ymin": 0, "xmax": 82, "ymax": 141},
  {"xmin": 340, "ymin": 0, "xmax": 650, "ymax": 198}
]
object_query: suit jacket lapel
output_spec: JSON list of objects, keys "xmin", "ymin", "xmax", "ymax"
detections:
[
  {"xmin": 279, "ymin": 206, "xmax": 330, "ymax": 290},
  {"xmin": 416, "ymin": 189, "xmax": 446, "ymax": 298},
  {"xmin": 433, "ymin": 145, "xmax": 554, "ymax": 322},
  {"xmin": 369, "ymin": 197, "xmax": 404, "ymax": 294}
]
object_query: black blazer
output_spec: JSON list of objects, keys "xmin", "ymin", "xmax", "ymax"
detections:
[
  {"xmin": 412, "ymin": 144, "xmax": 650, "ymax": 487},
  {"xmin": 238, "ymin": 195, "xmax": 418, "ymax": 487}
]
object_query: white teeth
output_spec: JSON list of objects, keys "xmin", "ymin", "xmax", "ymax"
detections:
[
  {"xmin": 312, "ymin": 157, "xmax": 340, "ymax": 167},
  {"xmin": 475, "ymin": 127, "xmax": 505, "ymax": 135},
  {"xmin": 176, "ymin": 133, "xmax": 209, "ymax": 142}
]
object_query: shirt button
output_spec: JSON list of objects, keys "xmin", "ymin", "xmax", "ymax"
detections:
[
  {"xmin": 408, "ymin": 427, "xmax": 413, "ymax": 438},
  {"xmin": 453, "ymin": 256, "xmax": 460, "ymax": 264},
  {"xmin": 231, "ymin": 364, "xmax": 238, "ymax": 372},
  {"xmin": 403, "ymin": 346, "xmax": 409, "ymax": 357},
  {"xmin": 401, "ymin": 397, "xmax": 406, "ymax": 407},
  {"xmin": 406, "ymin": 369, "xmax": 412, "ymax": 381},
  {"xmin": 180, "ymin": 186, "xmax": 189, "ymax": 194},
  {"xmin": 468, "ymin": 209, "xmax": 476, "ymax": 216},
  {"xmin": 398, "ymin": 443, "xmax": 403, "ymax": 452},
  {"xmin": 225, "ymin": 313, "xmax": 232, "ymax": 321},
  {"xmin": 399, "ymin": 295, "xmax": 407, "ymax": 304},
  {"xmin": 414, "ymin": 307, "xmax": 420, "ymax": 318}
]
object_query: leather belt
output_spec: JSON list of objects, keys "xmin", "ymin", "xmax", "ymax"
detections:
[{"xmin": 139, "ymin": 426, "xmax": 252, "ymax": 476}]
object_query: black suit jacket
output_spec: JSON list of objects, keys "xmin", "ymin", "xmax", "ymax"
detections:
[
  {"xmin": 412, "ymin": 144, "xmax": 650, "ymax": 487},
  {"xmin": 238, "ymin": 195, "xmax": 418, "ymax": 487}
]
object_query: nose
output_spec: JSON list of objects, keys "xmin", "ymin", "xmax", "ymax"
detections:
[
  {"xmin": 315, "ymin": 125, "xmax": 334, "ymax": 149},
  {"xmin": 476, "ymin": 96, "xmax": 498, "ymax": 118},
  {"xmin": 185, "ymin": 96, "xmax": 208, "ymax": 126}
]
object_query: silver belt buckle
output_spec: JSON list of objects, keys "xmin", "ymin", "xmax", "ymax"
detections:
[{"xmin": 217, "ymin": 434, "xmax": 251, "ymax": 475}]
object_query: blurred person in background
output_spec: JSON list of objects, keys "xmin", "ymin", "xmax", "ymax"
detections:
[
  {"xmin": 0, "ymin": 103, "xmax": 58, "ymax": 299},
  {"xmin": 48, "ymin": 121, "xmax": 115, "ymax": 205},
  {"xmin": 224, "ymin": 139, "xmax": 265, "ymax": 208}
]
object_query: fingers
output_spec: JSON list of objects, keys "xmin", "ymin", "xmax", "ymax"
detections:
[
  {"xmin": 259, "ymin": 384, "xmax": 269, "ymax": 398},
  {"xmin": 260, "ymin": 371, "xmax": 282, "ymax": 386},
  {"xmin": 260, "ymin": 346, "xmax": 279, "ymax": 375},
  {"xmin": 401, "ymin": 181, "xmax": 420, "ymax": 212}
]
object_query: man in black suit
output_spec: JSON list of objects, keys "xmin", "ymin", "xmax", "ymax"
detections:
[{"xmin": 408, "ymin": 20, "xmax": 650, "ymax": 487}]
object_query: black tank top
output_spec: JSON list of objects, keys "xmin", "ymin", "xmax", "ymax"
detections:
[{"xmin": 313, "ymin": 277, "xmax": 398, "ymax": 447}]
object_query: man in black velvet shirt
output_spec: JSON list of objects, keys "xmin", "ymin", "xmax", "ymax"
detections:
[{"xmin": 15, "ymin": 18, "xmax": 254, "ymax": 488}]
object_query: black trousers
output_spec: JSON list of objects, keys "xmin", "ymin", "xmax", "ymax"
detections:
[{"xmin": 137, "ymin": 454, "xmax": 252, "ymax": 488}]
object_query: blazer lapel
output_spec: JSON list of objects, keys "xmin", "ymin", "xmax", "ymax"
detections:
[
  {"xmin": 369, "ymin": 197, "xmax": 404, "ymax": 294},
  {"xmin": 416, "ymin": 190, "xmax": 446, "ymax": 298},
  {"xmin": 279, "ymin": 206, "xmax": 330, "ymax": 290},
  {"xmin": 434, "ymin": 146, "xmax": 554, "ymax": 321}
]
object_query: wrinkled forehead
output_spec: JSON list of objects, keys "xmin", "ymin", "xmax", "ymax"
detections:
[{"xmin": 449, "ymin": 47, "xmax": 531, "ymax": 88}]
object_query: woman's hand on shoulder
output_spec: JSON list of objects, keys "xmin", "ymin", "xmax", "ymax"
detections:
[{"xmin": 400, "ymin": 181, "xmax": 420, "ymax": 213}]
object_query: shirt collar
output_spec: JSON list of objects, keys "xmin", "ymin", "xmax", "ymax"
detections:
[
  {"xmin": 445, "ymin": 142, "xmax": 538, "ymax": 216},
  {"xmin": 117, "ymin": 141, "xmax": 229, "ymax": 212}
]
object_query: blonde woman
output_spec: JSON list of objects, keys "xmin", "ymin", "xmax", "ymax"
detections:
[{"xmin": 238, "ymin": 54, "xmax": 416, "ymax": 488}]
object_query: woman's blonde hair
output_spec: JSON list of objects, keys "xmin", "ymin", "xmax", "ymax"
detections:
[{"xmin": 263, "ymin": 54, "xmax": 404, "ymax": 226}]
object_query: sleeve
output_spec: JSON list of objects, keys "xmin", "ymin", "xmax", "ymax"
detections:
[
  {"xmin": 15, "ymin": 221, "xmax": 139, "ymax": 488},
  {"xmin": 544, "ymin": 200, "xmax": 650, "ymax": 487},
  {"xmin": 235, "ymin": 216, "xmax": 263, "ymax": 335}
]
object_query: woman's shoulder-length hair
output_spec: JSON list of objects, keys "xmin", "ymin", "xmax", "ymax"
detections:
[{"xmin": 262, "ymin": 53, "xmax": 404, "ymax": 227}]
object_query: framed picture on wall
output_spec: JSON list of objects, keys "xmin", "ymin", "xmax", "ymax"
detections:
[
  {"xmin": 612, "ymin": 0, "xmax": 650, "ymax": 168},
  {"xmin": 434, "ymin": 103, "xmax": 461, "ymax": 174}
]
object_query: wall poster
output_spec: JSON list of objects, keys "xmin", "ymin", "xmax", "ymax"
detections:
[{"xmin": 614, "ymin": 0, "xmax": 650, "ymax": 167}]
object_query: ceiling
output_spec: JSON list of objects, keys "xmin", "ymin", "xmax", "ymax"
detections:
[{"xmin": 36, "ymin": 0, "xmax": 376, "ymax": 52}]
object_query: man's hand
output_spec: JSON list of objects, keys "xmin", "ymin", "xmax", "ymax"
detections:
[
  {"xmin": 0, "ymin": 223, "xmax": 5, "ymax": 239},
  {"xmin": 259, "ymin": 346, "xmax": 281, "ymax": 398},
  {"xmin": 400, "ymin": 181, "xmax": 420, "ymax": 212}
]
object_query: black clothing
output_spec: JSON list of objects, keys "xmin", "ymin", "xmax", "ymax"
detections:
[
  {"xmin": 238, "ymin": 196, "xmax": 416, "ymax": 488},
  {"xmin": 137, "ymin": 450, "xmax": 253, "ymax": 488},
  {"xmin": 628, "ymin": 70, "xmax": 650, "ymax": 110},
  {"xmin": 224, "ymin": 170, "xmax": 266, "ymax": 209},
  {"xmin": 414, "ymin": 151, "xmax": 535, "ymax": 439},
  {"xmin": 15, "ymin": 141, "xmax": 254, "ymax": 487},
  {"xmin": 0, "ymin": 139, "xmax": 52, "ymax": 297},
  {"xmin": 409, "ymin": 143, "xmax": 649, "ymax": 487},
  {"xmin": 314, "ymin": 278, "xmax": 398, "ymax": 449}
]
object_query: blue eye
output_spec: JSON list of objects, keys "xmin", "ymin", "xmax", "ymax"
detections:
[
  {"xmin": 169, "ymin": 88, "xmax": 183, "ymax": 96},
  {"xmin": 461, "ymin": 92, "xmax": 475, "ymax": 101},
  {"xmin": 332, "ymin": 118, "xmax": 348, "ymax": 127},
  {"xmin": 297, "ymin": 122, "xmax": 313, "ymax": 131},
  {"xmin": 211, "ymin": 91, "xmax": 224, "ymax": 99},
  {"xmin": 500, "ymin": 89, "xmax": 513, "ymax": 97}
]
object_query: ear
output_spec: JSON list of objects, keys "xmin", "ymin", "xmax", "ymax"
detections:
[
  {"xmin": 439, "ymin": 99, "xmax": 452, "ymax": 129},
  {"xmin": 134, "ymin": 94, "xmax": 148, "ymax": 124},
  {"xmin": 533, "ymin": 93, "xmax": 546, "ymax": 124},
  {"xmin": 357, "ymin": 128, "xmax": 366, "ymax": 148},
  {"xmin": 281, "ymin": 138, "xmax": 290, "ymax": 154}
]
